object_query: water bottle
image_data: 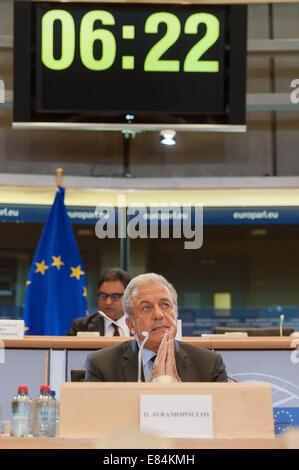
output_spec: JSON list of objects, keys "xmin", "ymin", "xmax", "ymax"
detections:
[
  {"xmin": 49, "ymin": 390, "xmax": 59, "ymax": 437},
  {"xmin": 33, "ymin": 385, "xmax": 56, "ymax": 437},
  {"xmin": 10, "ymin": 385, "xmax": 33, "ymax": 437}
]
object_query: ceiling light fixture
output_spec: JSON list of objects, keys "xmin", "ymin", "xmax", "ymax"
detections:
[{"xmin": 160, "ymin": 129, "xmax": 176, "ymax": 146}]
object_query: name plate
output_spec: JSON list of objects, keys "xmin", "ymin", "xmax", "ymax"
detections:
[
  {"xmin": 0, "ymin": 319, "xmax": 24, "ymax": 339},
  {"xmin": 140, "ymin": 394, "xmax": 213, "ymax": 438},
  {"xmin": 76, "ymin": 331, "xmax": 100, "ymax": 337}
]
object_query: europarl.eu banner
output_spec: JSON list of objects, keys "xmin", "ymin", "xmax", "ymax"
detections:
[{"xmin": 23, "ymin": 186, "xmax": 88, "ymax": 335}]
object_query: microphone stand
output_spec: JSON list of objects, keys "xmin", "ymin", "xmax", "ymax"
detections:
[
  {"xmin": 97, "ymin": 310, "xmax": 126, "ymax": 336},
  {"xmin": 280, "ymin": 314, "xmax": 285, "ymax": 337},
  {"xmin": 138, "ymin": 331, "xmax": 149, "ymax": 383}
]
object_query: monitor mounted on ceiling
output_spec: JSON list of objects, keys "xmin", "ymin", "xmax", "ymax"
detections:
[{"xmin": 13, "ymin": 1, "xmax": 247, "ymax": 133}]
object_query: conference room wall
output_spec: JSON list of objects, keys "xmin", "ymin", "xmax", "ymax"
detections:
[
  {"xmin": 0, "ymin": 2, "xmax": 298, "ymax": 177},
  {"xmin": 128, "ymin": 224, "xmax": 299, "ymax": 310},
  {"xmin": 273, "ymin": 4, "xmax": 299, "ymax": 175},
  {"xmin": 2, "ymin": 220, "xmax": 299, "ymax": 313},
  {"xmin": 2, "ymin": 222, "xmax": 299, "ymax": 321}
]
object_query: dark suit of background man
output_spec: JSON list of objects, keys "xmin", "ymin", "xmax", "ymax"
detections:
[
  {"xmin": 85, "ymin": 273, "xmax": 228, "ymax": 382},
  {"xmin": 66, "ymin": 268, "xmax": 131, "ymax": 336}
]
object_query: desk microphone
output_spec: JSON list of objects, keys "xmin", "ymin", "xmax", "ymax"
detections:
[
  {"xmin": 280, "ymin": 314, "xmax": 285, "ymax": 337},
  {"xmin": 97, "ymin": 310, "xmax": 126, "ymax": 336},
  {"xmin": 138, "ymin": 331, "xmax": 149, "ymax": 383}
]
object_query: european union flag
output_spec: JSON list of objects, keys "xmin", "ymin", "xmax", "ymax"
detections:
[
  {"xmin": 273, "ymin": 407, "xmax": 299, "ymax": 435},
  {"xmin": 23, "ymin": 186, "xmax": 88, "ymax": 335}
]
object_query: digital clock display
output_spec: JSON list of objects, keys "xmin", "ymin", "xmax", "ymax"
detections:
[{"xmin": 13, "ymin": 2, "xmax": 247, "ymax": 130}]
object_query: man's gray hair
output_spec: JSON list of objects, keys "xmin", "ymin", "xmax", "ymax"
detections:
[{"xmin": 122, "ymin": 273, "xmax": 178, "ymax": 317}]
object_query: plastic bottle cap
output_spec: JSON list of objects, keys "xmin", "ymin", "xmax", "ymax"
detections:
[
  {"xmin": 40, "ymin": 385, "xmax": 50, "ymax": 392},
  {"xmin": 18, "ymin": 385, "xmax": 28, "ymax": 393}
]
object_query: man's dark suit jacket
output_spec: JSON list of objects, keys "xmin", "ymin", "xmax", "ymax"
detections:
[
  {"xmin": 66, "ymin": 312, "xmax": 104, "ymax": 336},
  {"xmin": 84, "ymin": 339, "xmax": 228, "ymax": 382}
]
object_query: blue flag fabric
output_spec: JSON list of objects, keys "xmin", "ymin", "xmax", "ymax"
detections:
[{"xmin": 23, "ymin": 186, "xmax": 88, "ymax": 335}]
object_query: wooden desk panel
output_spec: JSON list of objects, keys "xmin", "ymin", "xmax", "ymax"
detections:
[
  {"xmin": 59, "ymin": 382, "xmax": 274, "ymax": 440},
  {"xmin": 1, "ymin": 336, "xmax": 298, "ymax": 426},
  {"xmin": 2, "ymin": 336, "xmax": 297, "ymax": 350},
  {"xmin": 0, "ymin": 436, "xmax": 283, "ymax": 449}
]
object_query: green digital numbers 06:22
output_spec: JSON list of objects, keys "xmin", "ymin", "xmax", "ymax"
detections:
[{"xmin": 41, "ymin": 9, "xmax": 220, "ymax": 73}]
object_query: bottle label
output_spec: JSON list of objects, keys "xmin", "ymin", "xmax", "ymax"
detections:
[
  {"xmin": 34, "ymin": 401, "xmax": 57, "ymax": 437},
  {"xmin": 11, "ymin": 407, "xmax": 32, "ymax": 438}
]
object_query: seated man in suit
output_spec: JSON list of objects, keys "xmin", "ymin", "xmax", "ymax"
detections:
[
  {"xmin": 85, "ymin": 272, "xmax": 228, "ymax": 382},
  {"xmin": 66, "ymin": 268, "xmax": 131, "ymax": 336}
]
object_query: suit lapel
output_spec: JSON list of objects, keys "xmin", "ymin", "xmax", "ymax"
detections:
[
  {"xmin": 97, "ymin": 315, "xmax": 105, "ymax": 336},
  {"xmin": 175, "ymin": 341, "xmax": 193, "ymax": 382},
  {"xmin": 89, "ymin": 312, "xmax": 105, "ymax": 336},
  {"xmin": 121, "ymin": 339, "xmax": 144, "ymax": 382}
]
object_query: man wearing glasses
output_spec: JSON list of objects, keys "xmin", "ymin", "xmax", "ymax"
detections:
[{"xmin": 66, "ymin": 268, "xmax": 131, "ymax": 336}]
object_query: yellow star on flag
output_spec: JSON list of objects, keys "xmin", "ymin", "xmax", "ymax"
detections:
[
  {"xmin": 83, "ymin": 286, "xmax": 87, "ymax": 297},
  {"xmin": 26, "ymin": 280, "xmax": 32, "ymax": 290},
  {"xmin": 35, "ymin": 260, "xmax": 49, "ymax": 275},
  {"xmin": 51, "ymin": 255, "xmax": 64, "ymax": 270},
  {"xmin": 70, "ymin": 265, "xmax": 85, "ymax": 281}
]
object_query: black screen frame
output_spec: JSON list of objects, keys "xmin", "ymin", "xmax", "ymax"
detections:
[{"xmin": 13, "ymin": 1, "xmax": 247, "ymax": 132}]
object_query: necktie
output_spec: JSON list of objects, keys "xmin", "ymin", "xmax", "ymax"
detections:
[{"xmin": 113, "ymin": 324, "xmax": 120, "ymax": 336}]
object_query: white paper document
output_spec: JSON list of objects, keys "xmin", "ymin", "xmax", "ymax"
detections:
[
  {"xmin": 140, "ymin": 394, "xmax": 213, "ymax": 438},
  {"xmin": 0, "ymin": 319, "xmax": 24, "ymax": 339}
]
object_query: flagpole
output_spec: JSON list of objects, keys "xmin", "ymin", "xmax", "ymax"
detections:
[{"xmin": 56, "ymin": 168, "xmax": 64, "ymax": 187}]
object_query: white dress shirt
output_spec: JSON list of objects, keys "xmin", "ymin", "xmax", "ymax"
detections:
[
  {"xmin": 103, "ymin": 314, "xmax": 131, "ymax": 336},
  {"xmin": 142, "ymin": 348, "xmax": 157, "ymax": 382},
  {"xmin": 135, "ymin": 336, "xmax": 156, "ymax": 382}
]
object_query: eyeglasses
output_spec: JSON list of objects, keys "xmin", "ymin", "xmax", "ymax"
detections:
[{"xmin": 98, "ymin": 292, "xmax": 124, "ymax": 302}]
